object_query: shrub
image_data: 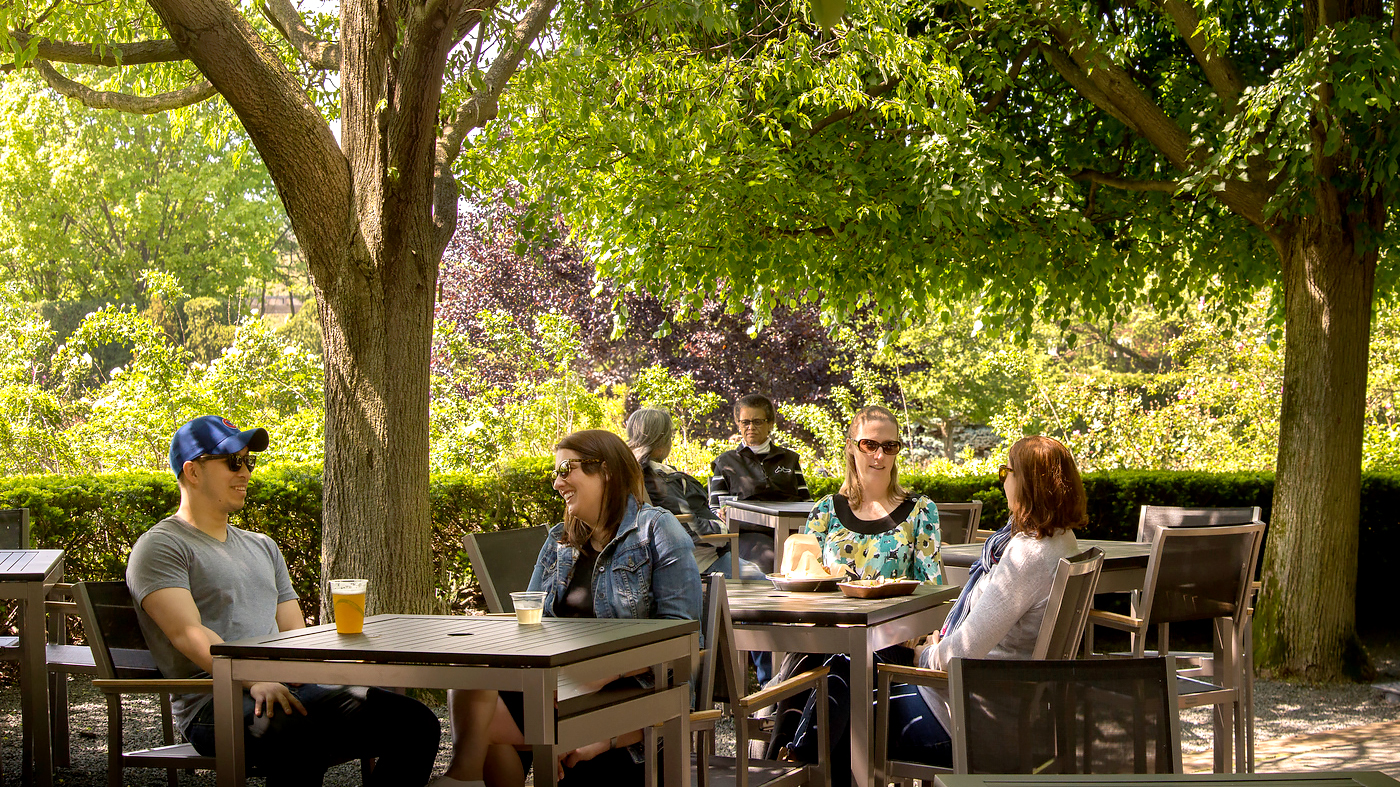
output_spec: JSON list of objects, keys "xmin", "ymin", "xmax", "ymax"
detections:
[{"xmin": 2, "ymin": 467, "xmax": 1396, "ymax": 626}]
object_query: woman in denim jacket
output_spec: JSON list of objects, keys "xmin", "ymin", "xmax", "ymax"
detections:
[{"xmin": 432, "ymin": 429, "xmax": 701, "ymax": 787}]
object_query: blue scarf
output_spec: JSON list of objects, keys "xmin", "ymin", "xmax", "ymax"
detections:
[{"xmin": 940, "ymin": 519, "xmax": 1015, "ymax": 637}]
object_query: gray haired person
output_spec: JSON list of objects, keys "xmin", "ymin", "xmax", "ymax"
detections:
[{"xmin": 626, "ymin": 408, "xmax": 764, "ymax": 580}]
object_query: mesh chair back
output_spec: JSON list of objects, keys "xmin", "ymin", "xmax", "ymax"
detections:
[
  {"xmin": 73, "ymin": 581, "xmax": 162, "ymax": 680},
  {"xmin": 1137, "ymin": 505, "xmax": 1262, "ymax": 544},
  {"xmin": 462, "ymin": 525, "xmax": 550, "ymax": 613},
  {"xmin": 0, "ymin": 508, "xmax": 29, "ymax": 549},
  {"xmin": 950, "ymin": 657, "xmax": 1182, "ymax": 774},
  {"xmin": 1033, "ymin": 547, "xmax": 1104, "ymax": 660},
  {"xmin": 935, "ymin": 501, "xmax": 983, "ymax": 545},
  {"xmin": 1141, "ymin": 524, "xmax": 1263, "ymax": 626}
]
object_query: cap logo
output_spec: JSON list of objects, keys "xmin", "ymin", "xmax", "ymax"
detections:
[{"xmin": 222, "ymin": 418, "xmax": 237, "ymax": 429}]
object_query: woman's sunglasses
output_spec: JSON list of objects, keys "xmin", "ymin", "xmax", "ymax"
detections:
[
  {"xmin": 849, "ymin": 438, "xmax": 904, "ymax": 455},
  {"xmin": 200, "ymin": 453, "xmax": 258, "ymax": 472},
  {"xmin": 998, "ymin": 464, "xmax": 1014, "ymax": 482},
  {"xmin": 553, "ymin": 459, "xmax": 602, "ymax": 480}
]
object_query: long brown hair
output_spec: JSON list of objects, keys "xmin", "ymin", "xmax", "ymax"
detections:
[
  {"xmin": 839, "ymin": 406, "xmax": 909, "ymax": 509},
  {"xmin": 555, "ymin": 429, "xmax": 649, "ymax": 549},
  {"xmin": 1006, "ymin": 436, "xmax": 1088, "ymax": 538}
]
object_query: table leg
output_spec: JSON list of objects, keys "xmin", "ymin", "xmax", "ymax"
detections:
[
  {"xmin": 22, "ymin": 579, "xmax": 53, "ymax": 787},
  {"xmin": 213, "ymin": 657, "xmax": 244, "ymax": 787},
  {"xmin": 849, "ymin": 628, "xmax": 874, "ymax": 787},
  {"xmin": 661, "ymin": 651, "xmax": 691, "ymax": 787}
]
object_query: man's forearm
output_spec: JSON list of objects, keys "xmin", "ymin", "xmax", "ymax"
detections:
[{"xmin": 168, "ymin": 625, "xmax": 221, "ymax": 675}]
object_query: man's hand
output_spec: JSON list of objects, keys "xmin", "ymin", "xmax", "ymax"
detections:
[
  {"xmin": 249, "ymin": 682, "xmax": 307, "ymax": 718},
  {"xmin": 561, "ymin": 740, "xmax": 611, "ymax": 772}
]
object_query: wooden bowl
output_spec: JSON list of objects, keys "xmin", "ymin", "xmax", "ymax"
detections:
[{"xmin": 838, "ymin": 579, "xmax": 920, "ymax": 599}]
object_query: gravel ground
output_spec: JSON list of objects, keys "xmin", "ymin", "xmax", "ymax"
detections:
[{"xmin": 2, "ymin": 639, "xmax": 1398, "ymax": 786}]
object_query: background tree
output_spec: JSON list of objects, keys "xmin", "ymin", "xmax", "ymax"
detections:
[
  {"xmin": 4, "ymin": 0, "xmax": 566, "ymax": 614},
  {"xmin": 463, "ymin": 0, "xmax": 1398, "ymax": 679},
  {"xmin": 439, "ymin": 195, "xmax": 861, "ymax": 432},
  {"xmin": 0, "ymin": 74, "xmax": 291, "ymax": 302}
]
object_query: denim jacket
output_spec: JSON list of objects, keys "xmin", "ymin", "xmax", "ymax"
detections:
[{"xmin": 527, "ymin": 495, "xmax": 702, "ymax": 622}]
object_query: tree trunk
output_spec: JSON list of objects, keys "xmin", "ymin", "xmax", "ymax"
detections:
[
  {"xmin": 1254, "ymin": 193, "xmax": 1380, "ymax": 681},
  {"xmin": 316, "ymin": 242, "xmax": 438, "ymax": 617}
]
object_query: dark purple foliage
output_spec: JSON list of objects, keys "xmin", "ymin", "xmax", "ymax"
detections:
[{"xmin": 435, "ymin": 194, "xmax": 853, "ymax": 436}]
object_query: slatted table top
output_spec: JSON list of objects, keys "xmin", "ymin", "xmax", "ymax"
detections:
[
  {"xmin": 940, "ymin": 539, "xmax": 1152, "ymax": 569},
  {"xmin": 934, "ymin": 773, "xmax": 1400, "ymax": 787},
  {"xmin": 211, "ymin": 614, "xmax": 697, "ymax": 668},
  {"xmin": 726, "ymin": 580, "xmax": 960, "ymax": 626},
  {"xmin": 0, "ymin": 550, "xmax": 64, "ymax": 581}
]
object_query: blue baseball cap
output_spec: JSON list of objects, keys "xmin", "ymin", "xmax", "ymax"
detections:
[{"xmin": 169, "ymin": 416, "xmax": 270, "ymax": 477}]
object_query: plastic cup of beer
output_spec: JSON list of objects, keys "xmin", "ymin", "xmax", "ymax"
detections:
[
  {"xmin": 330, "ymin": 579, "xmax": 368, "ymax": 634},
  {"xmin": 510, "ymin": 591, "xmax": 546, "ymax": 625}
]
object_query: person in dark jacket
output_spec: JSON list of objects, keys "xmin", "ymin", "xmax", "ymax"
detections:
[
  {"xmin": 626, "ymin": 408, "xmax": 764, "ymax": 580},
  {"xmin": 707, "ymin": 393, "xmax": 812, "ymax": 574}
]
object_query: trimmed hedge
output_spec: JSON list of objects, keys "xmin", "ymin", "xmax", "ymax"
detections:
[{"xmin": 3, "ymin": 466, "xmax": 1397, "ymax": 626}]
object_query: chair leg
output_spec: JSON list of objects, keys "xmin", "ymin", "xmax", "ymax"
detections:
[
  {"xmin": 815, "ymin": 678, "xmax": 830, "ymax": 787},
  {"xmin": 51, "ymin": 669, "xmax": 71, "ymax": 768},
  {"xmin": 158, "ymin": 693, "xmax": 182, "ymax": 786},
  {"xmin": 107, "ymin": 694, "xmax": 124, "ymax": 787}
]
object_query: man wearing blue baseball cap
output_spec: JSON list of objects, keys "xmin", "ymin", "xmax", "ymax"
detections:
[{"xmin": 127, "ymin": 416, "xmax": 441, "ymax": 785}]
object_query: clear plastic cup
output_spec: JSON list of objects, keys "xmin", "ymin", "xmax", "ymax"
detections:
[
  {"xmin": 510, "ymin": 591, "xmax": 546, "ymax": 625},
  {"xmin": 330, "ymin": 579, "xmax": 368, "ymax": 634}
]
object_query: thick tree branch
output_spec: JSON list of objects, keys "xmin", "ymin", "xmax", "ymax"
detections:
[
  {"xmin": 146, "ymin": 0, "xmax": 353, "ymax": 282},
  {"xmin": 434, "ymin": 0, "xmax": 557, "ymax": 253},
  {"xmin": 440, "ymin": 0, "xmax": 555, "ymax": 155},
  {"xmin": 259, "ymin": 0, "xmax": 340, "ymax": 70},
  {"xmin": 980, "ymin": 44, "xmax": 1034, "ymax": 116},
  {"xmin": 1036, "ymin": 43, "xmax": 1137, "ymax": 128},
  {"xmin": 34, "ymin": 59, "xmax": 215, "ymax": 113},
  {"xmin": 1158, "ymin": 0, "xmax": 1245, "ymax": 115},
  {"xmin": 1071, "ymin": 169, "xmax": 1182, "ymax": 193},
  {"xmin": 8, "ymin": 31, "xmax": 186, "ymax": 66},
  {"xmin": 807, "ymin": 76, "xmax": 902, "ymax": 135}
]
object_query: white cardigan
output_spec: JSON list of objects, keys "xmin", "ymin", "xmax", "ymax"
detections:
[{"xmin": 917, "ymin": 528, "xmax": 1080, "ymax": 731}]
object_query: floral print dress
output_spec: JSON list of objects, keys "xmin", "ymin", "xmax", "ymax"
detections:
[{"xmin": 804, "ymin": 493, "xmax": 945, "ymax": 583}]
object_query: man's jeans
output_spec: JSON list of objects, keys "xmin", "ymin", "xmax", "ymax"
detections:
[{"xmin": 185, "ymin": 683, "xmax": 439, "ymax": 786}]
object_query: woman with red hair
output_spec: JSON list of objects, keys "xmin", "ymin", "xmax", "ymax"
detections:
[{"xmin": 884, "ymin": 435, "xmax": 1089, "ymax": 768}]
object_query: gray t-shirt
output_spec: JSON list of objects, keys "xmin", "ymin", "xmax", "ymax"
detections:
[{"xmin": 126, "ymin": 516, "xmax": 298, "ymax": 733}]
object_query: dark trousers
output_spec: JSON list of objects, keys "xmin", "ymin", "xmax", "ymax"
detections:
[
  {"xmin": 185, "ymin": 684, "xmax": 440, "ymax": 787},
  {"xmin": 767, "ymin": 648, "xmax": 950, "ymax": 787}
]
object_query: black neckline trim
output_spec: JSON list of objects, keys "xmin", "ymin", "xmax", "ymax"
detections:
[{"xmin": 832, "ymin": 494, "xmax": 917, "ymax": 535}]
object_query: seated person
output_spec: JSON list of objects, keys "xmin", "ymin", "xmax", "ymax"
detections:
[
  {"xmin": 886, "ymin": 435, "xmax": 1087, "ymax": 768},
  {"xmin": 707, "ymin": 393, "xmax": 811, "ymax": 574},
  {"xmin": 765, "ymin": 405, "xmax": 944, "ymax": 787},
  {"xmin": 625, "ymin": 407, "xmax": 764, "ymax": 580},
  {"xmin": 433, "ymin": 429, "xmax": 701, "ymax": 787},
  {"xmin": 127, "ymin": 415, "xmax": 440, "ymax": 786}
]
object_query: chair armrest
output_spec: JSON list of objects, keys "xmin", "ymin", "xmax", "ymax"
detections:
[
  {"xmin": 93, "ymin": 678, "xmax": 214, "ymax": 694},
  {"xmin": 691, "ymin": 709, "xmax": 723, "ymax": 723},
  {"xmin": 737, "ymin": 666, "xmax": 829, "ymax": 712},
  {"xmin": 1087, "ymin": 608, "xmax": 1141, "ymax": 631},
  {"xmin": 697, "ymin": 533, "xmax": 739, "ymax": 544},
  {"xmin": 876, "ymin": 663, "xmax": 948, "ymax": 690}
]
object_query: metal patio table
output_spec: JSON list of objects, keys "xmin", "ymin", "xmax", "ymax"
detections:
[
  {"xmin": 210, "ymin": 614, "xmax": 696, "ymax": 787},
  {"xmin": 726, "ymin": 580, "xmax": 961, "ymax": 787},
  {"xmin": 722, "ymin": 500, "xmax": 817, "ymax": 570},
  {"xmin": 942, "ymin": 538, "xmax": 1151, "ymax": 593},
  {"xmin": 0, "ymin": 549, "xmax": 64, "ymax": 787},
  {"xmin": 935, "ymin": 772, "xmax": 1400, "ymax": 787}
]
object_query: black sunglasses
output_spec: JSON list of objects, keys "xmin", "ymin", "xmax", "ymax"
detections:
[
  {"xmin": 849, "ymin": 438, "xmax": 904, "ymax": 455},
  {"xmin": 998, "ymin": 464, "xmax": 1014, "ymax": 482},
  {"xmin": 553, "ymin": 459, "xmax": 602, "ymax": 481},
  {"xmin": 200, "ymin": 453, "xmax": 258, "ymax": 472}
]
